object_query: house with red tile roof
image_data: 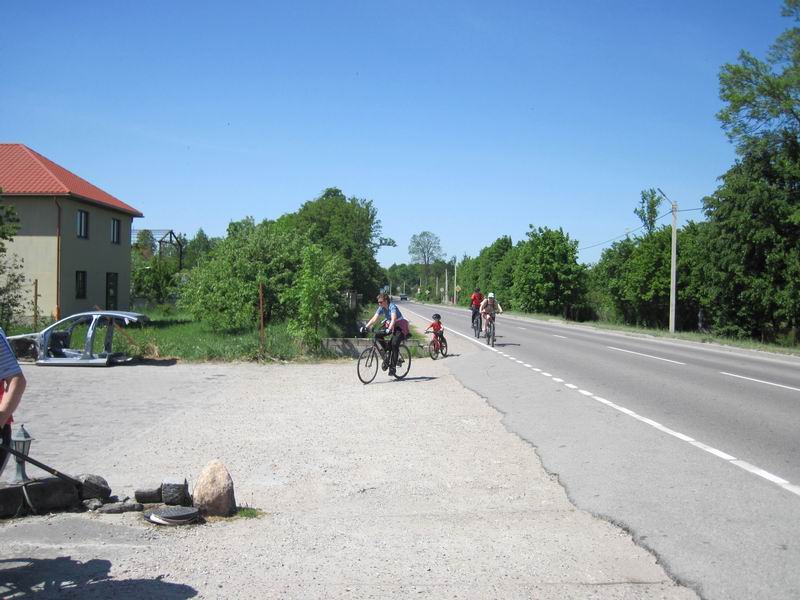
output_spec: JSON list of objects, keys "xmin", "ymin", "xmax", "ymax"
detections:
[{"xmin": 0, "ymin": 144, "xmax": 143, "ymax": 320}]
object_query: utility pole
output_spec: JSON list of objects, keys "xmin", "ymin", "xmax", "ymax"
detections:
[
  {"xmin": 454, "ymin": 261, "xmax": 457, "ymax": 304},
  {"xmin": 658, "ymin": 188, "xmax": 678, "ymax": 333},
  {"xmin": 445, "ymin": 269, "xmax": 448, "ymax": 305}
]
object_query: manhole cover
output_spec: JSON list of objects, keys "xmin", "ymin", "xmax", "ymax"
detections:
[{"xmin": 144, "ymin": 506, "xmax": 200, "ymax": 526}]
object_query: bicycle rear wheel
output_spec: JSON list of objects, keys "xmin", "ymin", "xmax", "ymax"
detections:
[
  {"xmin": 357, "ymin": 347, "xmax": 378, "ymax": 384},
  {"xmin": 473, "ymin": 315, "xmax": 480, "ymax": 338},
  {"xmin": 428, "ymin": 340, "xmax": 439, "ymax": 360},
  {"xmin": 394, "ymin": 344, "xmax": 411, "ymax": 379},
  {"xmin": 440, "ymin": 339, "xmax": 448, "ymax": 357}
]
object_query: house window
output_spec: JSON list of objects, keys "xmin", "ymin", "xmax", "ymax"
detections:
[
  {"xmin": 111, "ymin": 218, "xmax": 120, "ymax": 244},
  {"xmin": 106, "ymin": 272, "xmax": 118, "ymax": 310},
  {"xmin": 77, "ymin": 210, "xmax": 89, "ymax": 239},
  {"xmin": 76, "ymin": 271, "xmax": 87, "ymax": 299}
]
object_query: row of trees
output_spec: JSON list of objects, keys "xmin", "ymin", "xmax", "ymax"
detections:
[
  {"xmin": 133, "ymin": 188, "xmax": 391, "ymax": 349},
  {"xmin": 393, "ymin": 3, "xmax": 800, "ymax": 344}
]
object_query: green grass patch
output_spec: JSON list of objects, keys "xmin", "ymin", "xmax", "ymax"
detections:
[
  {"xmin": 114, "ymin": 310, "xmax": 302, "ymax": 362},
  {"xmin": 235, "ymin": 506, "xmax": 263, "ymax": 519}
]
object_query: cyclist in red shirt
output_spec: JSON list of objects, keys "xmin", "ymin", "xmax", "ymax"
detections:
[
  {"xmin": 470, "ymin": 287, "xmax": 484, "ymax": 333},
  {"xmin": 426, "ymin": 313, "xmax": 446, "ymax": 347}
]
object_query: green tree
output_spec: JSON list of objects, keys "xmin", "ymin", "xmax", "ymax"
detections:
[
  {"xmin": 718, "ymin": 1, "xmax": 800, "ymax": 152},
  {"xmin": 184, "ymin": 228, "xmax": 217, "ymax": 269},
  {"xmin": 179, "ymin": 220, "xmax": 306, "ymax": 331},
  {"xmin": 134, "ymin": 229, "xmax": 156, "ymax": 259},
  {"xmin": 512, "ymin": 226, "xmax": 586, "ymax": 317},
  {"xmin": 634, "ymin": 188, "xmax": 663, "ymax": 234},
  {"xmin": 0, "ymin": 191, "xmax": 28, "ymax": 327},
  {"xmin": 290, "ymin": 188, "xmax": 389, "ymax": 299},
  {"xmin": 408, "ymin": 231, "xmax": 444, "ymax": 286},
  {"xmin": 287, "ymin": 245, "xmax": 350, "ymax": 350},
  {"xmin": 700, "ymin": 139, "xmax": 800, "ymax": 339}
]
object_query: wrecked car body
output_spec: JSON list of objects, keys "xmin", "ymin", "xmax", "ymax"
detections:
[{"xmin": 8, "ymin": 311, "xmax": 148, "ymax": 366}]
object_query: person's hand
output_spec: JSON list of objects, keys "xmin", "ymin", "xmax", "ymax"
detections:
[{"xmin": 359, "ymin": 326, "xmax": 367, "ymax": 335}]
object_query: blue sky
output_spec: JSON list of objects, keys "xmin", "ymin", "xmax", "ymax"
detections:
[{"xmin": 0, "ymin": 1, "xmax": 788, "ymax": 266}]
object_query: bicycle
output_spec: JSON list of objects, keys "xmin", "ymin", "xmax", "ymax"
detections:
[
  {"xmin": 425, "ymin": 329, "xmax": 448, "ymax": 360},
  {"xmin": 357, "ymin": 330, "xmax": 411, "ymax": 384},
  {"xmin": 471, "ymin": 308, "xmax": 481, "ymax": 338},
  {"xmin": 484, "ymin": 313, "xmax": 497, "ymax": 347}
]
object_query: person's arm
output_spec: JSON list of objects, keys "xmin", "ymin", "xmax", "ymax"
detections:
[
  {"xmin": 363, "ymin": 309, "xmax": 380, "ymax": 331},
  {"xmin": 387, "ymin": 310, "xmax": 398, "ymax": 333},
  {"xmin": 498, "ymin": 302, "xmax": 504, "ymax": 313},
  {"xmin": 0, "ymin": 373, "xmax": 26, "ymax": 428},
  {"xmin": 479, "ymin": 299, "xmax": 488, "ymax": 312}
]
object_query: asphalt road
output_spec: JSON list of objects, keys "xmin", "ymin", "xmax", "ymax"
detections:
[{"xmin": 402, "ymin": 300, "xmax": 800, "ymax": 600}]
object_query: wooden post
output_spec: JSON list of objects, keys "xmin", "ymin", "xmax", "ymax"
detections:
[{"xmin": 33, "ymin": 279, "xmax": 39, "ymax": 329}]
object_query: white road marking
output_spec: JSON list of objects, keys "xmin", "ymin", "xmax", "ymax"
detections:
[
  {"xmin": 402, "ymin": 302, "xmax": 800, "ymax": 498},
  {"xmin": 607, "ymin": 346, "xmax": 686, "ymax": 365},
  {"xmin": 523, "ymin": 363, "xmax": 532, "ymax": 368},
  {"xmin": 553, "ymin": 334, "xmax": 567, "ymax": 339},
  {"xmin": 732, "ymin": 461, "xmax": 789, "ymax": 485},
  {"xmin": 518, "ymin": 327, "xmax": 527, "ymax": 331},
  {"xmin": 720, "ymin": 371, "xmax": 800, "ymax": 393}
]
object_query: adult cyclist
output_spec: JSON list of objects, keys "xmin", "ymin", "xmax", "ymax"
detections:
[
  {"xmin": 361, "ymin": 293, "xmax": 409, "ymax": 377},
  {"xmin": 479, "ymin": 292, "xmax": 503, "ymax": 335},
  {"xmin": 470, "ymin": 287, "xmax": 484, "ymax": 334}
]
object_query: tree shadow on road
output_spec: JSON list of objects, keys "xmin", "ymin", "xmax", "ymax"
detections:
[{"xmin": 0, "ymin": 557, "xmax": 197, "ymax": 599}]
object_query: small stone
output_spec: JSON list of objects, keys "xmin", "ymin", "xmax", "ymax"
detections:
[
  {"xmin": 82, "ymin": 498, "xmax": 103, "ymax": 511},
  {"xmin": 96, "ymin": 501, "xmax": 143, "ymax": 514},
  {"xmin": 135, "ymin": 485, "xmax": 162, "ymax": 503},
  {"xmin": 97, "ymin": 502, "xmax": 125, "ymax": 514},
  {"xmin": 162, "ymin": 478, "xmax": 190, "ymax": 506},
  {"xmin": 75, "ymin": 474, "xmax": 112, "ymax": 501},
  {"xmin": 193, "ymin": 460, "xmax": 236, "ymax": 517}
]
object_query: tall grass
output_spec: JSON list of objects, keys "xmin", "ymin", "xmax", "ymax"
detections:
[{"xmin": 116, "ymin": 309, "xmax": 302, "ymax": 362}]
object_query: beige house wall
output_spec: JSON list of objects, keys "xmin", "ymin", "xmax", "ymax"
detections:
[
  {"xmin": 3, "ymin": 195, "xmax": 135, "ymax": 320},
  {"xmin": 3, "ymin": 199, "xmax": 59, "ymax": 319}
]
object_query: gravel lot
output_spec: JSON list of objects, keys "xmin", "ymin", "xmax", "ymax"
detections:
[{"xmin": 0, "ymin": 330, "xmax": 698, "ymax": 599}]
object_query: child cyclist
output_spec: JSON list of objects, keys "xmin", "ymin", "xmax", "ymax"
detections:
[
  {"xmin": 425, "ymin": 313, "xmax": 447, "ymax": 348},
  {"xmin": 361, "ymin": 293, "xmax": 410, "ymax": 376}
]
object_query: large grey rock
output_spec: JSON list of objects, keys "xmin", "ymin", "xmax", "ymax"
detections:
[
  {"xmin": 75, "ymin": 473, "xmax": 112, "ymax": 501},
  {"xmin": 0, "ymin": 484, "xmax": 25, "ymax": 518},
  {"xmin": 193, "ymin": 460, "xmax": 236, "ymax": 517},
  {"xmin": 135, "ymin": 485, "xmax": 162, "ymax": 503},
  {"xmin": 162, "ymin": 477, "xmax": 190, "ymax": 506},
  {"xmin": 22, "ymin": 477, "xmax": 80, "ymax": 513}
]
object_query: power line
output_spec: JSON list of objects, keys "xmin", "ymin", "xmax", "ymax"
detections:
[{"xmin": 578, "ymin": 207, "xmax": 705, "ymax": 252}]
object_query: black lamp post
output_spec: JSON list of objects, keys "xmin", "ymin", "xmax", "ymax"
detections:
[{"xmin": 11, "ymin": 424, "xmax": 33, "ymax": 483}]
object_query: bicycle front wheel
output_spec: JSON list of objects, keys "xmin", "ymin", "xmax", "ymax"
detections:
[
  {"xmin": 428, "ymin": 340, "xmax": 439, "ymax": 360},
  {"xmin": 394, "ymin": 344, "xmax": 411, "ymax": 379},
  {"xmin": 486, "ymin": 323, "xmax": 493, "ymax": 346},
  {"xmin": 357, "ymin": 347, "xmax": 378, "ymax": 384}
]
